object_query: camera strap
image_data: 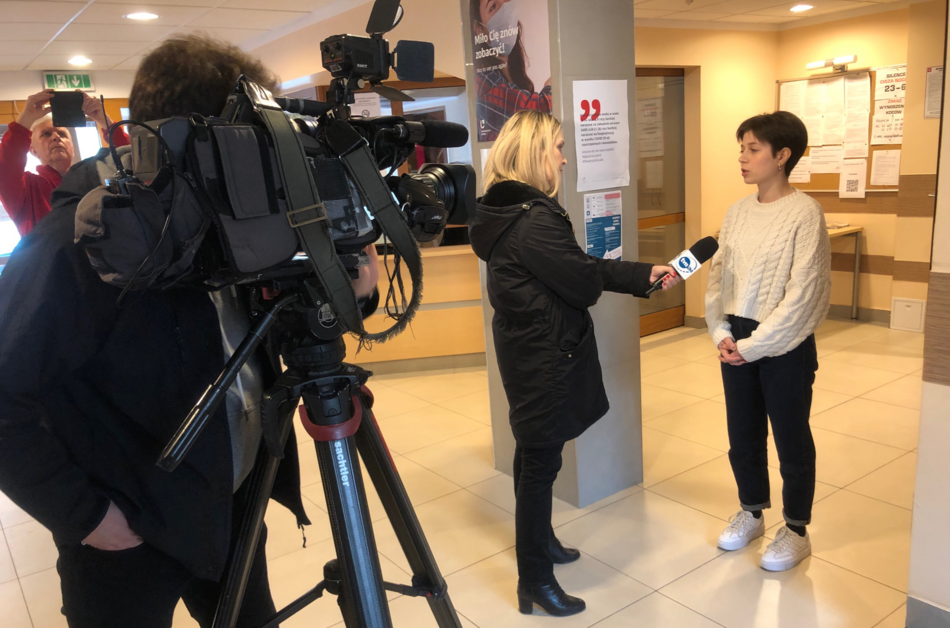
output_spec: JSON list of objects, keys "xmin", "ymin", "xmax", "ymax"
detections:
[
  {"xmin": 254, "ymin": 105, "xmax": 367, "ymax": 336},
  {"xmin": 324, "ymin": 118, "xmax": 424, "ymax": 343}
]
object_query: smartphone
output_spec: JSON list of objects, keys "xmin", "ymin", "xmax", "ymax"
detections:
[{"xmin": 50, "ymin": 92, "xmax": 87, "ymax": 128}]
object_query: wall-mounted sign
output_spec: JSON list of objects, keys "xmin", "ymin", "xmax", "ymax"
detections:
[{"xmin": 44, "ymin": 73, "xmax": 94, "ymax": 91}]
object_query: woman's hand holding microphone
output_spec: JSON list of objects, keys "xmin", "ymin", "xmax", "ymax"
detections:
[{"xmin": 649, "ymin": 266, "xmax": 682, "ymax": 291}]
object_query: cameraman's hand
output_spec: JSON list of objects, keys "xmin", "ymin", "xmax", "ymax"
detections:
[
  {"xmin": 353, "ymin": 244, "xmax": 380, "ymax": 299},
  {"xmin": 80, "ymin": 91, "xmax": 111, "ymax": 129},
  {"xmin": 650, "ymin": 265, "xmax": 682, "ymax": 291},
  {"xmin": 16, "ymin": 90, "xmax": 55, "ymax": 129},
  {"xmin": 82, "ymin": 501, "xmax": 143, "ymax": 551}
]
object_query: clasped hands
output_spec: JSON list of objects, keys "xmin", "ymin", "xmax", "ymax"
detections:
[{"xmin": 718, "ymin": 337, "xmax": 747, "ymax": 365}]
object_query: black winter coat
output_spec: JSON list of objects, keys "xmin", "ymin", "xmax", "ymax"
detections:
[
  {"xmin": 470, "ymin": 181, "xmax": 654, "ymax": 446},
  {"xmin": 0, "ymin": 152, "xmax": 309, "ymax": 581}
]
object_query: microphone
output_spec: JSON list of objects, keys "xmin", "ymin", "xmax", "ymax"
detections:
[
  {"xmin": 645, "ymin": 236, "xmax": 720, "ymax": 296},
  {"xmin": 275, "ymin": 97, "xmax": 333, "ymax": 117},
  {"xmin": 397, "ymin": 120, "xmax": 469, "ymax": 148}
]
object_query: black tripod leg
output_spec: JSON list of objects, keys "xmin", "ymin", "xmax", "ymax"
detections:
[
  {"xmin": 306, "ymin": 393, "xmax": 393, "ymax": 628},
  {"xmin": 354, "ymin": 388, "xmax": 463, "ymax": 628}
]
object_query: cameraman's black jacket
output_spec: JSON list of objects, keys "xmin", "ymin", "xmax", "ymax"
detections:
[
  {"xmin": 0, "ymin": 154, "xmax": 309, "ymax": 581},
  {"xmin": 470, "ymin": 181, "xmax": 654, "ymax": 446}
]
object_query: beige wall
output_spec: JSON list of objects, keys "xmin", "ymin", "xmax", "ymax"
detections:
[
  {"xmin": 902, "ymin": 0, "xmax": 945, "ymax": 176},
  {"xmin": 251, "ymin": 0, "xmax": 466, "ymax": 85}
]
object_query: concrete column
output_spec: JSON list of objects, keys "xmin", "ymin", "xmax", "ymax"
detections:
[{"xmin": 462, "ymin": 0, "xmax": 641, "ymax": 507}]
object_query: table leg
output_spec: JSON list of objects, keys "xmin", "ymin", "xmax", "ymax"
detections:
[{"xmin": 851, "ymin": 231, "xmax": 861, "ymax": 320}]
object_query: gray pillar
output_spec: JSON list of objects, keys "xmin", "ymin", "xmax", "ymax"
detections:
[{"xmin": 463, "ymin": 0, "xmax": 640, "ymax": 507}]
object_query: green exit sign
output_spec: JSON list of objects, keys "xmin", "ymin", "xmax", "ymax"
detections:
[{"xmin": 44, "ymin": 73, "xmax": 94, "ymax": 91}]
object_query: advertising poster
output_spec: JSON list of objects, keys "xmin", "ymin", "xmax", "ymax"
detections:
[
  {"xmin": 584, "ymin": 191, "xmax": 622, "ymax": 260},
  {"xmin": 470, "ymin": 0, "xmax": 551, "ymax": 142},
  {"xmin": 573, "ymin": 79, "xmax": 630, "ymax": 192}
]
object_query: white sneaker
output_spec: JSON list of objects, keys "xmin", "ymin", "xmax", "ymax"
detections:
[
  {"xmin": 718, "ymin": 510, "xmax": 765, "ymax": 551},
  {"xmin": 760, "ymin": 526, "xmax": 811, "ymax": 571}
]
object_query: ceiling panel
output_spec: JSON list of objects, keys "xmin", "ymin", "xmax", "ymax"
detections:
[
  {"xmin": 636, "ymin": 0, "xmax": 730, "ymax": 10},
  {"xmin": 28, "ymin": 54, "xmax": 130, "ymax": 71},
  {"xmin": 43, "ymin": 39, "xmax": 153, "ymax": 56},
  {"xmin": 0, "ymin": 22, "xmax": 63, "ymax": 41},
  {"xmin": 222, "ymin": 0, "xmax": 339, "ymax": 10},
  {"xmin": 749, "ymin": 1, "xmax": 867, "ymax": 17},
  {"xmin": 173, "ymin": 26, "xmax": 271, "ymax": 45},
  {"xmin": 112, "ymin": 54, "xmax": 146, "ymax": 70},
  {"xmin": 662, "ymin": 11, "xmax": 733, "ymax": 21},
  {"xmin": 57, "ymin": 22, "xmax": 176, "ymax": 41},
  {"xmin": 634, "ymin": 8, "xmax": 679, "ymax": 18},
  {"xmin": 75, "ymin": 4, "xmax": 210, "ymax": 26},
  {"xmin": 713, "ymin": 14, "xmax": 776, "ymax": 22},
  {"xmin": 0, "ymin": 56, "xmax": 39, "ymax": 72},
  {"xmin": 0, "ymin": 41, "xmax": 49, "ymax": 56},
  {"xmin": 188, "ymin": 8, "xmax": 309, "ymax": 30},
  {"xmin": 1, "ymin": 1, "xmax": 85, "ymax": 23},
  {"xmin": 93, "ymin": 0, "xmax": 219, "ymax": 5}
]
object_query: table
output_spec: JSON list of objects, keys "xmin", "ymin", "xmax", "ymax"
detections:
[{"xmin": 828, "ymin": 226, "xmax": 863, "ymax": 320}]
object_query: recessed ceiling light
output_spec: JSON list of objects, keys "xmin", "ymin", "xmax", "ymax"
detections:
[
  {"xmin": 124, "ymin": 12, "xmax": 159, "ymax": 20},
  {"xmin": 69, "ymin": 56, "xmax": 92, "ymax": 66},
  {"xmin": 790, "ymin": 4, "xmax": 813, "ymax": 12}
]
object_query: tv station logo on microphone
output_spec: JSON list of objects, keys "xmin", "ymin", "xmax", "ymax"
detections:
[{"xmin": 673, "ymin": 251, "xmax": 701, "ymax": 279}]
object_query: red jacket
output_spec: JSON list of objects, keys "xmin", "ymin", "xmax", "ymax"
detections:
[{"xmin": 0, "ymin": 122, "xmax": 129, "ymax": 236}]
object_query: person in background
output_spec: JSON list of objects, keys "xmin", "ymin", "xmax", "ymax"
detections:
[
  {"xmin": 705, "ymin": 111, "xmax": 831, "ymax": 572},
  {"xmin": 471, "ymin": 0, "xmax": 552, "ymax": 141},
  {"xmin": 0, "ymin": 89, "xmax": 128, "ymax": 236},
  {"xmin": 469, "ymin": 110, "xmax": 680, "ymax": 617}
]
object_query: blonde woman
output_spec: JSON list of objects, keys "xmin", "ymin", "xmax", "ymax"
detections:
[{"xmin": 469, "ymin": 110, "xmax": 679, "ymax": 617}]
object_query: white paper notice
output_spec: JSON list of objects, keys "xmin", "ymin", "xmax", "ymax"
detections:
[
  {"xmin": 574, "ymin": 80, "xmax": 630, "ymax": 192},
  {"xmin": 636, "ymin": 97, "xmax": 664, "ymax": 158},
  {"xmin": 875, "ymin": 64, "xmax": 907, "ymax": 101},
  {"xmin": 845, "ymin": 72, "xmax": 871, "ymax": 112},
  {"xmin": 822, "ymin": 112, "xmax": 845, "ymax": 145},
  {"xmin": 352, "ymin": 92, "xmax": 382, "ymax": 118},
  {"xmin": 789, "ymin": 156, "xmax": 811, "ymax": 184},
  {"xmin": 644, "ymin": 160, "xmax": 663, "ymax": 189},
  {"xmin": 844, "ymin": 110, "xmax": 870, "ymax": 143},
  {"xmin": 925, "ymin": 65, "xmax": 944, "ymax": 119},
  {"xmin": 805, "ymin": 80, "xmax": 826, "ymax": 117},
  {"xmin": 803, "ymin": 116, "xmax": 823, "ymax": 146},
  {"xmin": 870, "ymin": 150, "xmax": 901, "ymax": 186},
  {"xmin": 844, "ymin": 141, "xmax": 869, "ymax": 159},
  {"xmin": 823, "ymin": 76, "xmax": 845, "ymax": 115},
  {"xmin": 839, "ymin": 159, "xmax": 867, "ymax": 198},
  {"xmin": 872, "ymin": 98, "xmax": 904, "ymax": 144},
  {"xmin": 780, "ymin": 81, "xmax": 806, "ymax": 119},
  {"xmin": 810, "ymin": 146, "xmax": 844, "ymax": 173}
]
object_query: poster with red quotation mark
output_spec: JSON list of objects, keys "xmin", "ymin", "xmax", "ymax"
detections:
[{"xmin": 573, "ymin": 80, "xmax": 630, "ymax": 193}]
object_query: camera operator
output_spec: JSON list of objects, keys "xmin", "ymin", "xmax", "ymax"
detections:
[
  {"xmin": 469, "ymin": 110, "xmax": 680, "ymax": 617},
  {"xmin": 0, "ymin": 89, "xmax": 129, "ymax": 236},
  {"xmin": 0, "ymin": 35, "xmax": 377, "ymax": 628}
]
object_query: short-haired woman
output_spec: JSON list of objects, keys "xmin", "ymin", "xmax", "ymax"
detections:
[
  {"xmin": 469, "ymin": 110, "xmax": 680, "ymax": 616},
  {"xmin": 705, "ymin": 111, "xmax": 831, "ymax": 571}
]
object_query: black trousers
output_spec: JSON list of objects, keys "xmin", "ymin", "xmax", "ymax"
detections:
[
  {"xmin": 513, "ymin": 442, "xmax": 564, "ymax": 585},
  {"xmin": 57, "ymin": 483, "xmax": 278, "ymax": 628},
  {"xmin": 720, "ymin": 316, "xmax": 818, "ymax": 526}
]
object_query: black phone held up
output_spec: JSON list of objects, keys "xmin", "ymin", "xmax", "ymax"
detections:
[{"xmin": 50, "ymin": 92, "xmax": 87, "ymax": 128}]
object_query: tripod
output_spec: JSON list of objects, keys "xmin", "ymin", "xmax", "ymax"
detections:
[{"xmin": 158, "ymin": 291, "xmax": 462, "ymax": 628}]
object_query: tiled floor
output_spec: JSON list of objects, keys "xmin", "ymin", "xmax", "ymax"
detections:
[{"xmin": 0, "ymin": 320, "xmax": 921, "ymax": 627}]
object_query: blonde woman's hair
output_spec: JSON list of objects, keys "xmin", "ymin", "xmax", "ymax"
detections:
[{"xmin": 483, "ymin": 110, "xmax": 562, "ymax": 197}]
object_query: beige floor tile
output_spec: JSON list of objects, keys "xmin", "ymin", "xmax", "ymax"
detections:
[
  {"xmin": 874, "ymin": 605, "xmax": 907, "ymax": 628},
  {"xmin": 870, "ymin": 329, "xmax": 925, "ymax": 350},
  {"xmin": 593, "ymin": 592, "xmax": 722, "ymax": 628},
  {"xmin": 649, "ymin": 456, "xmax": 838, "ymax": 528},
  {"xmin": 640, "ymin": 383, "xmax": 706, "ymax": 421},
  {"xmin": 862, "ymin": 374, "xmax": 924, "ymax": 410},
  {"xmin": 5, "ymin": 520, "xmax": 58, "ymax": 578},
  {"xmin": 266, "ymin": 536, "xmax": 408, "ymax": 628},
  {"xmin": 373, "ymin": 595, "xmax": 480, "ymax": 628},
  {"xmin": 296, "ymin": 438, "xmax": 325, "ymax": 489},
  {"xmin": 766, "ymin": 429, "xmax": 906, "ymax": 488},
  {"xmin": 264, "ymin": 495, "xmax": 333, "ymax": 561},
  {"xmin": 373, "ymin": 490, "xmax": 515, "ymax": 577},
  {"xmin": 0, "ymin": 490, "xmax": 33, "ymax": 529},
  {"xmin": 173, "ymin": 599, "xmax": 200, "ymax": 627},
  {"xmin": 642, "ymin": 361, "xmax": 724, "ymax": 399},
  {"xmin": 404, "ymin": 428, "xmax": 500, "ymax": 487},
  {"xmin": 660, "ymin": 543, "xmax": 906, "ymax": 628},
  {"xmin": 847, "ymin": 452, "xmax": 917, "ymax": 510},
  {"xmin": 444, "ymin": 547, "xmax": 651, "ymax": 627},
  {"xmin": 0, "ymin": 579, "xmax": 35, "ymax": 628},
  {"xmin": 19, "ymin": 566, "xmax": 67, "ymax": 628},
  {"xmin": 815, "ymin": 322, "xmax": 890, "ymax": 353},
  {"xmin": 824, "ymin": 341, "xmax": 924, "ymax": 375},
  {"xmin": 642, "ymin": 428, "xmax": 724, "ymax": 488},
  {"xmin": 814, "ymin": 360, "xmax": 903, "ymax": 396},
  {"xmin": 645, "ymin": 334, "xmax": 721, "ymax": 362},
  {"xmin": 709, "ymin": 393, "xmax": 726, "ymax": 404},
  {"xmin": 639, "ymin": 352, "xmax": 692, "ymax": 377},
  {"xmin": 644, "ymin": 400, "xmax": 730, "ymax": 452},
  {"xmin": 642, "ymin": 326, "xmax": 697, "ymax": 344},
  {"xmin": 0, "ymin": 529, "xmax": 17, "ymax": 584},
  {"xmin": 556, "ymin": 491, "xmax": 725, "ymax": 590},
  {"xmin": 301, "ymin": 453, "xmax": 462, "ymax": 524},
  {"xmin": 375, "ymin": 406, "xmax": 485, "ymax": 455},
  {"xmin": 807, "ymin": 490, "xmax": 913, "ymax": 592},
  {"xmin": 385, "ymin": 372, "xmax": 489, "ymax": 404},
  {"xmin": 811, "ymin": 398, "xmax": 920, "ymax": 451},
  {"xmin": 436, "ymin": 389, "xmax": 492, "ymax": 426},
  {"xmin": 364, "ymin": 384, "xmax": 434, "ymax": 418}
]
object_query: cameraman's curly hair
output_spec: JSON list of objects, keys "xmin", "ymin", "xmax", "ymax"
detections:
[{"xmin": 129, "ymin": 34, "xmax": 281, "ymax": 120}]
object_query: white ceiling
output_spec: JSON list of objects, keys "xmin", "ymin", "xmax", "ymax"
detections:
[{"xmin": 0, "ymin": 0, "xmax": 916, "ymax": 73}]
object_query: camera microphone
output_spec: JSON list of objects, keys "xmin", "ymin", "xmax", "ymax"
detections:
[
  {"xmin": 275, "ymin": 97, "xmax": 333, "ymax": 117},
  {"xmin": 392, "ymin": 120, "xmax": 469, "ymax": 148},
  {"xmin": 645, "ymin": 236, "xmax": 719, "ymax": 296}
]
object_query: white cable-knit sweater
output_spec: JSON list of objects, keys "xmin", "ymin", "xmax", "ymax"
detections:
[{"xmin": 705, "ymin": 189, "xmax": 832, "ymax": 363}]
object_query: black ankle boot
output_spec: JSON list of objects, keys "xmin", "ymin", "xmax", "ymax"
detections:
[
  {"xmin": 517, "ymin": 581, "xmax": 586, "ymax": 616},
  {"xmin": 548, "ymin": 537, "xmax": 581, "ymax": 564}
]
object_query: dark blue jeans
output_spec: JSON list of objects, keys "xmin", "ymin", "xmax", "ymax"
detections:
[{"xmin": 721, "ymin": 315, "xmax": 818, "ymax": 526}]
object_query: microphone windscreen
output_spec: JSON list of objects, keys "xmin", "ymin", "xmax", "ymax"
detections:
[
  {"xmin": 689, "ymin": 236, "xmax": 720, "ymax": 264},
  {"xmin": 275, "ymin": 97, "xmax": 333, "ymax": 117},
  {"xmin": 419, "ymin": 121, "xmax": 469, "ymax": 148}
]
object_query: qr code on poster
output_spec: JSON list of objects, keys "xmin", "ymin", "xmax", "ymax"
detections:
[{"xmin": 846, "ymin": 179, "xmax": 859, "ymax": 193}]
